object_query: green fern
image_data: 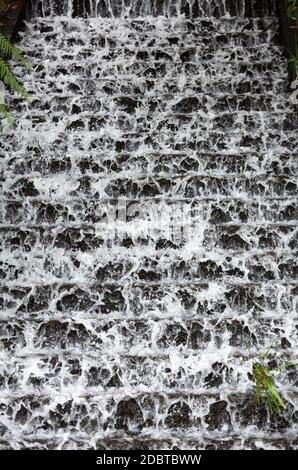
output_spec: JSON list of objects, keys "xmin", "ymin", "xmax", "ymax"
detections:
[
  {"xmin": 0, "ymin": 58, "xmax": 30, "ymax": 101},
  {"xmin": 287, "ymin": 0, "xmax": 298, "ymax": 21},
  {"xmin": 288, "ymin": 54, "xmax": 298, "ymax": 78},
  {"xmin": 0, "ymin": 33, "xmax": 31, "ymax": 70},
  {"xmin": 0, "ymin": 102, "xmax": 15, "ymax": 131},
  {"xmin": 0, "ymin": 33, "xmax": 31, "ymax": 130},
  {"xmin": 0, "ymin": 0, "xmax": 13, "ymax": 9}
]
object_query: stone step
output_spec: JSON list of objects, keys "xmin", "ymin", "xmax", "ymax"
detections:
[
  {"xmin": 0, "ymin": 224, "xmax": 297, "ymax": 253},
  {"xmin": 23, "ymin": 20, "xmax": 282, "ymax": 46},
  {"xmin": 0, "ymin": 316, "xmax": 297, "ymax": 355},
  {"xmin": 40, "ymin": 76, "xmax": 290, "ymax": 96},
  {"xmin": 2, "ymin": 130, "xmax": 296, "ymax": 154},
  {"xmin": 3, "ymin": 152, "xmax": 297, "ymax": 178},
  {"xmin": 28, "ymin": 15, "xmax": 279, "ymax": 29},
  {"xmin": 27, "ymin": 29, "xmax": 282, "ymax": 50},
  {"xmin": 22, "ymin": 74, "xmax": 289, "ymax": 102},
  {"xmin": 33, "ymin": 0, "xmax": 277, "ymax": 18},
  {"xmin": 0, "ymin": 352, "xmax": 297, "ymax": 395},
  {"xmin": 2, "ymin": 280, "xmax": 297, "ymax": 318},
  {"xmin": 0, "ymin": 435, "xmax": 297, "ymax": 451},
  {"xmin": 14, "ymin": 92, "xmax": 295, "ymax": 116},
  {"xmin": 0, "ymin": 389, "xmax": 296, "ymax": 438},
  {"xmin": 20, "ymin": 13, "xmax": 281, "ymax": 41},
  {"xmin": 2, "ymin": 197, "xmax": 297, "ymax": 226},
  {"xmin": 29, "ymin": 53, "xmax": 289, "ymax": 79},
  {"xmin": 1, "ymin": 250, "xmax": 297, "ymax": 283},
  {"xmin": 31, "ymin": 73, "xmax": 291, "ymax": 96},
  {"xmin": 23, "ymin": 60, "xmax": 288, "ymax": 82},
  {"xmin": 4, "ymin": 174, "xmax": 297, "ymax": 199},
  {"xmin": 14, "ymin": 110, "xmax": 298, "ymax": 135}
]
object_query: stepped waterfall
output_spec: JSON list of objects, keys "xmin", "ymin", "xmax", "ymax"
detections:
[{"xmin": 0, "ymin": 0, "xmax": 297, "ymax": 450}]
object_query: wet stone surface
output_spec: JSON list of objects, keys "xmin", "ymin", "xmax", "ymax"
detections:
[{"xmin": 0, "ymin": 0, "xmax": 297, "ymax": 450}]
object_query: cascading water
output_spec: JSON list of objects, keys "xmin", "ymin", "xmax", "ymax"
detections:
[
  {"xmin": 0, "ymin": 0, "xmax": 297, "ymax": 450},
  {"xmin": 29, "ymin": 0, "xmax": 277, "ymax": 18}
]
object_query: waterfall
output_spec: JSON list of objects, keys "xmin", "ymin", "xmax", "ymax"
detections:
[
  {"xmin": 1, "ymin": 0, "xmax": 297, "ymax": 451},
  {"xmin": 28, "ymin": 0, "xmax": 276, "ymax": 18}
]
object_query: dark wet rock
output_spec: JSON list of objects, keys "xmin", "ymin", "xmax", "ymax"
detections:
[
  {"xmin": 232, "ymin": 393, "xmax": 268, "ymax": 428},
  {"xmin": 67, "ymin": 119, "xmax": 85, "ymax": 130},
  {"xmin": 86, "ymin": 367, "xmax": 105, "ymax": 387},
  {"xmin": 209, "ymin": 207, "xmax": 231, "ymax": 224},
  {"xmin": 27, "ymin": 288, "xmax": 50, "ymax": 313},
  {"xmin": 115, "ymin": 97, "xmax": 140, "ymax": 113},
  {"xmin": 96, "ymin": 262, "xmax": 126, "ymax": 282},
  {"xmin": 204, "ymin": 400, "xmax": 231, "ymax": 431},
  {"xmin": 5, "ymin": 229, "xmax": 38, "ymax": 252},
  {"xmin": 88, "ymin": 117, "xmax": 106, "ymax": 131},
  {"xmin": 165, "ymin": 401, "xmax": 192, "ymax": 428},
  {"xmin": 10, "ymin": 178, "xmax": 39, "ymax": 197},
  {"xmin": 189, "ymin": 322, "xmax": 211, "ymax": 349},
  {"xmin": 0, "ymin": 322, "xmax": 26, "ymax": 351},
  {"xmin": 115, "ymin": 398, "xmax": 144, "ymax": 431},
  {"xmin": 49, "ymin": 400, "xmax": 73, "ymax": 429},
  {"xmin": 173, "ymin": 97, "xmax": 199, "ymax": 113},
  {"xmin": 157, "ymin": 323, "xmax": 188, "ymax": 348},
  {"xmin": 199, "ymin": 260, "xmax": 223, "ymax": 280},
  {"xmin": 138, "ymin": 268, "xmax": 161, "ymax": 281},
  {"xmin": 36, "ymin": 321, "xmax": 69, "ymax": 349},
  {"xmin": 248, "ymin": 264, "xmax": 275, "ymax": 281},
  {"xmin": 278, "ymin": 261, "xmax": 298, "ymax": 280},
  {"xmin": 219, "ymin": 232, "xmax": 249, "ymax": 250},
  {"xmin": 139, "ymin": 182, "xmax": 160, "ymax": 197},
  {"xmin": 57, "ymin": 288, "xmax": 94, "ymax": 312},
  {"xmin": 106, "ymin": 374, "xmax": 122, "ymax": 388},
  {"xmin": 71, "ymin": 104, "xmax": 81, "ymax": 114},
  {"xmin": 36, "ymin": 203, "xmax": 63, "ymax": 223},
  {"xmin": 101, "ymin": 287, "xmax": 125, "ymax": 314},
  {"xmin": 227, "ymin": 320, "xmax": 256, "ymax": 348},
  {"xmin": 67, "ymin": 323, "xmax": 89, "ymax": 346},
  {"xmin": 256, "ymin": 228, "xmax": 279, "ymax": 249},
  {"xmin": 204, "ymin": 363, "xmax": 227, "ymax": 388},
  {"xmin": 0, "ymin": 422, "xmax": 8, "ymax": 436},
  {"xmin": 35, "ymin": 321, "xmax": 90, "ymax": 350},
  {"xmin": 177, "ymin": 289, "xmax": 197, "ymax": 310},
  {"xmin": 268, "ymin": 403, "xmax": 297, "ymax": 432},
  {"xmin": 54, "ymin": 228, "xmax": 102, "ymax": 251},
  {"xmin": 15, "ymin": 405, "xmax": 30, "ymax": 425}
]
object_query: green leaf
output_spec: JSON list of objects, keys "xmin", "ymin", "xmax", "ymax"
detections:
[
  {"xmin": 252, "ymin": 354, "xmax": 297, "ymax": 414},
  {"xmin": 0, "ymin": 33, "xmax": 31, "ymax": 70},
  {"xmin": 0, "ymin": 58, "xmax": 30, "ymax": 102},
  {"xmin": 287, "ymin": 0, "xmax": 298, "ymax": 21},
  {"xmin": 0, "ymin": 102, "xmax": 15, "ymax": 128}
]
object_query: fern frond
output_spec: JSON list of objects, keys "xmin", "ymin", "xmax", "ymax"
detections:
[
  {"xmin": 0, "ymin": 102, "xmax": 15, "ymax": 128},
  {"xmin": 0, "ymin": 58, "xmax": 30, "ymax": 102},
  {"xmin": 287, "ymin": 0, "xmax": 298, "ymax": 21},
  {"xmin": 0, "ymin": 33, "xmax": 31, "ymax": 70},
  {"xmin": 0, "ymin": 30, "xmax": 31, "ymax": 132},
  {"xmin": 0, "ymin": 0, "xmax": 13, "ymax": 10},
  {"xmin": 288, "ymin": 56, "xmax": 298, "ymax": 80}
]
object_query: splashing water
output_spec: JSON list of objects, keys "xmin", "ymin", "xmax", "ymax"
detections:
[
  {"xmin": 28, "ymin": 0, "xmax": 277, "ymax": 18},
  {"xmin": 0, "ymin": 0, "xmax": 297, "ymax": 450}
]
